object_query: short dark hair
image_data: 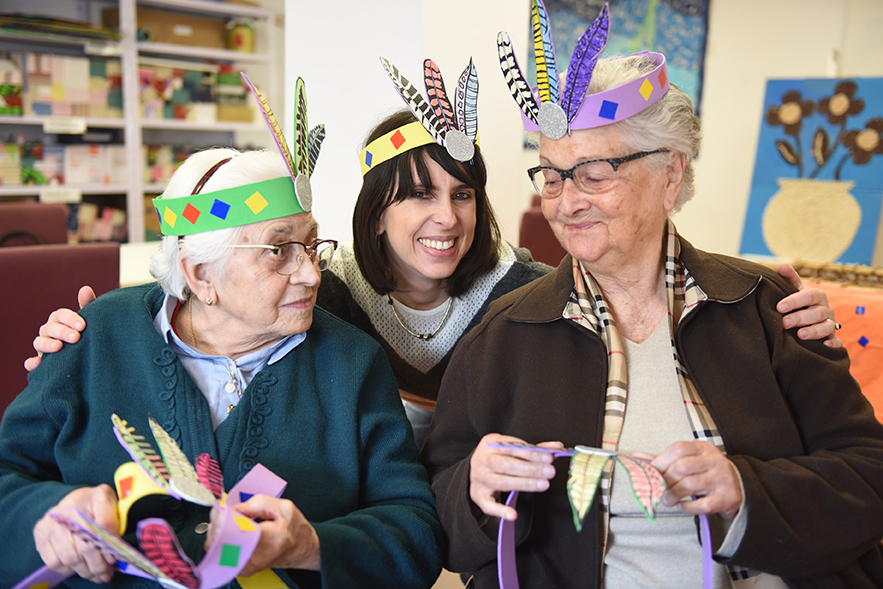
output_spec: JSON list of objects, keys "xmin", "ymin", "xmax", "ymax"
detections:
[{"xmin": 352, "ymin": 109, "xmax": 502, "ymax": 298}]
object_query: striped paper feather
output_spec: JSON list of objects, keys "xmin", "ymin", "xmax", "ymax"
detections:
[
  {"xmin": 561, "ymin": 3, "xmax": 609, "ymax": 122},
  {"xmin": 496, "ymin": 32, "xmax": 540, "ymax": 124},
  {"xmin": 531, "ymin": 0, "xmax": 560, "ymax": 104},
  {"xmin": 112, "ymin": 414, "xmax": 172, "ymax": 494},
  {"xmin": 567, "ymin": 451, "xmax": 611, "ymax": 532},
  {"xmin": 423, "ymin": 59, "xmax": 455, "ymax": 133},
  {"xmin": 148, "ymin": 416, "xmax": 198, "ymax": 485},
  {"xmin": 455, "ymin": 58, "xmax": 479, "ymax": 141},
  {"xmin": 307, "ymin": 124, "xmax": 325, "ymax": 176},
  {"xmin": 139, "ymin": 519, "xmax": 199, "ymax": 589},
  {"xmin": 616, "ymin": 454, "xmax": 666, "ymax": 520},
  {"xmin": 240, "ymin": 72, "xmax": 297, "ymax": 183},
  {"xmin": 380, "ymin": 57, "xmax": 444, "ymax": 144},
  {"xmin": 196, "ymin": 453, "xmax": 224, "ymax": 500},
  {"xmin": 294, "ymin": 77, "xmax": 310, "ymax": 177}
]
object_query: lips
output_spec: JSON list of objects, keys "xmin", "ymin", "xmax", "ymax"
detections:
[{"xmin": 418, "ymin": 238, "xmax": 455, "ymax": 251}]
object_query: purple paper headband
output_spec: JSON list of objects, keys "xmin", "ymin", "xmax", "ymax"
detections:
[{"xmin": 498, "ymin": 1, "xmax": 670, "ymax": 139}]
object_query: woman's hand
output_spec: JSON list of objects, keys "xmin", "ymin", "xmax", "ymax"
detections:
[
  {"xmin": 206, "ymin": 495, "xmax": 321, "ymax": 575},
  {"xmin": 33, "ymin": 484, "xmax": 119, "ymax": 583},
  {"xmin": 647, "ymin": 441, "xmax": 742, "ymax": 521},
  {"xmin": 24, "ymin": 286, "xmax": 96, "ymax": 371},
  {"xmin": 776, "ymin": 264, "xmax": 842, "ymax": 348},
  {"xmin": 469, "ymin": 434, "xmax": 562, "ymax": 521}
]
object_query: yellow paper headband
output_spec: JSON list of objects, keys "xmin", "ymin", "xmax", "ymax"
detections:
[{"xmin": 358, "ymin": 121, "xmax": 436, "ymax": 176}]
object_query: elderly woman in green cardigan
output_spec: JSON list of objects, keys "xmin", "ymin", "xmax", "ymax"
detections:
[{"xmin": 0, "ymin": 144, "xmax": 443, "ymax": 588}]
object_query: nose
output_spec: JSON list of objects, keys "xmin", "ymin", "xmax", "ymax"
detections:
[
  {"xmin": 555, "ymin": 177, "xmax": 592, "ymax": 218},
  {"xmin": 432, "ymin": 196, "xmax": 457, "ymax": 228},
  {"xmin": 289, "ymin": 256, "xmax": 321, "ymax": 287}
]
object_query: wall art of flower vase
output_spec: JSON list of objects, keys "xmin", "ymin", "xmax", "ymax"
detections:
[{"xmin": 740, "ymin": 78, "xmax": 883, "ymax": 265}]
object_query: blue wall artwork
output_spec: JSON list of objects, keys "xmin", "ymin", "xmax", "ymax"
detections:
[{"xmin": 740, "ymin": 78, "xmax": 883, "ymax": 265}]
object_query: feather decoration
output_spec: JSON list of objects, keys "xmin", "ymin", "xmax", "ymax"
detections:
[
  {"xmin": 424, "ymin": 59, "xmax": 455, "ymax": 133},
  {"xmin": 381, "ymin": 57, "xmax": 445, "ymax": 144},
  {"xmin": 148, "ymin": 417, "xmax": 198, "ymax": 484},
  {"xmin": 455, "ymin": 58, "xmax": 479, "ymax": 141},
  {"xmin": 293, "ymin": 77, "xmax": 310, "ymax": 177},
  {"xmin": 307, "ymin": 124, "xmax": 325, "ymax": 176},
  {"xmin": 196, "ymin": 453, "xmax": 224, "ymax": 500},
  {"xmin": 240, "ymin": 72, "xmax": 297, "ymax": 183},
  {"xmin": 561, "ymin": 3, "xmax": 610, "ymax": 122},
  {"xmin": 531, "ymin": 0, "xmax": 560, "ymax": 105},
  {"xmin": 812, "ymin": 128, "xmax": 829, "ymax": 167},
  {"xmin": 615, "ymin": 454, "xmax": 667, "ymax": 520},
  {"xmin": 52, "ymin": 511, "xmax": 167, "ymax": 580},
  {"xmin": 566, "ymin": 451, "xmax": 611, "ymax": 532},
  {"xmin": 112, "ymin": 414, "xmax": 172, "ymax": 493},
  {"xmin": 139, "ymin": 519, "xmax": 200, "ymax": 589},
  {"xmin": 496, "ymin": 31, "xmax": 540, "ymax": 124}
]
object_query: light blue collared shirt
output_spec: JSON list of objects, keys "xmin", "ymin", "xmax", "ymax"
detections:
[{"xmin": 153, "ymin": 294, "xmax": 305, "ymax": 430}]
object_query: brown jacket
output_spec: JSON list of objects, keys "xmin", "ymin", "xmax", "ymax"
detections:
[{"xmin": 423, "ymin": 237, "xmax": 883, "ymax": 588}]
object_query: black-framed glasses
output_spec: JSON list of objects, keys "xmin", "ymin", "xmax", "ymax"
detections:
[
  {"xmin": 527, "ymin": 149, "xmax": 669, "ymax": 198},
  {"xmin": 228, "ymin": 239, "xmax": 338, "ymax": 275}
]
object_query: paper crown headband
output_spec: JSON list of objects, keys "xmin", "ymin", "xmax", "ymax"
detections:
[
  {"xmin": 359, "ymin": 57, "xmax": 480, "ymax": 176},
  {"xmin": 498, "ymin": 1, "xmax": 669, "ymax": 139},
  {"xmin": 152, "ymin": 73, "xmax": 325, "ymax": 236}
]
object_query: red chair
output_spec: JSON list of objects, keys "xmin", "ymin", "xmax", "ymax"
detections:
[
  {"xmin": 0, "ymin": 202, "xmax": 68, "ymax": 246},
  {"xmin": 0, "ymin": 242, "xmax": 119, "ymax": 415},
  {"xmin": 519, "ymin": 194, "xmax": 568, "ymax": 267}
]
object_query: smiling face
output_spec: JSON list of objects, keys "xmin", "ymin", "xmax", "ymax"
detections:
[
  {"xmin": 376, "ymin": 155, "xmax": 477, "ymax": 298},
  {"xmin": 539, "ymin": 126, "xmax": 679, "ymax": 275},
  {"xmin": 209, "ymin": 213, "xmax": 321, "ymax": 347}
]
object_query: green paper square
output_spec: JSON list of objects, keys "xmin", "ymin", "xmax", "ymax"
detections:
[{"xmin": 219, "ymin": 544, "xmax": 240, "ymax": 567}]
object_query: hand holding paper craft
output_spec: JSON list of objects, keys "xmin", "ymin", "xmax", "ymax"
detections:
[{"xmin": 14, "ymin": 415, "xmax": 287, "ymax": 589}]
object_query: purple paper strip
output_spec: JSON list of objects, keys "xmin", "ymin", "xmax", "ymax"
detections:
[
  {"xmin": 497, "ymin": 490, "xmax": 520, "ymax": 589},
  {"xmin": 10, "ymin": 567, "xmax": 69, "ymax": 589}
]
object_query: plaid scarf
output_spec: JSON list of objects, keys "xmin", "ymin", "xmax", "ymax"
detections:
[{"xmin": 563, "ymin": 219, "xmax": 759, "ymax": 583}]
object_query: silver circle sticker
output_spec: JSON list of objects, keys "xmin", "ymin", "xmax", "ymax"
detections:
[
  {"xmin": 295, "ymin": 175, "xmax": 312, "ymax": 212},
  {"xmin": 445, "ymin": 130, "xmax": 475, "ymax": 162},
  {"xmin": 170, "ymin": 476, "xmax": 216, "ymax": 507},
  {"xmin": 538, "ymin": 102, "xmax": 568, "ymax": 140}
]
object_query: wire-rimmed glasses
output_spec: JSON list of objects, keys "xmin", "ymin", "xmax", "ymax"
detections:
[
  {"xmin": 527, "ymin": 149, "xmax": 669, "ymax": 198},
  {"xmin": 228, "ymin": 239, "xmax": 338, "ymax": 275}
]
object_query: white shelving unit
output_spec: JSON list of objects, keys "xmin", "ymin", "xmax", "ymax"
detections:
[{"xmin": 0, "ymin": 0, "xmax": 278, "ymax": 243}]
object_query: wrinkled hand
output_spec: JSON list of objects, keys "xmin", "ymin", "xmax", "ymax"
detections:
[
  {"xmin": 206, "ymin": 495, "xmax": 320, "ymax": 576},
  {"xmin": 776, "ymin": 264, "xmax": 842, "ymax": 348},
  {"xmin": 33, "ymin": 484, "xmax": 119, "ymax": 583},
  {"xmin": 24, "ymin": 286, "xmax": 95, "ymax": 371},
  {"xmin": 469, "ymin": 434, "xmax": 563, "ymax": 522},
  {"xmin": 647, "ymin": 441, "xmax": 742, "ymax": 521}
]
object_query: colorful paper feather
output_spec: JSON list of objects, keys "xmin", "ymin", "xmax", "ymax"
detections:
[
  {"xmin": 293, "ymin": 77, "xmax": 309, "ymax": 177},
  {"xmin": 380, "ymin": 57, "xmax": 445, "ymax": 144},
  {"xmin": 196, "ymin": 453, "xmax": 224, "ymax": 500},
  {"xmin": 138, "ymin": 519, "xmax": 200, "ymax": 589},
  {"xmin": 148, "ymin": 417, "xmax": 199, "ymax": 485},
  {"xmin": 307, "ymin": 124, "xmax": 325, "ymax": 176},
  {"xmin": 423, "ymin": 59, "xmax": 455, "ymax": 133},
  {"xmin": 531, "ymin": 0, "xmax": 560, "ymax": 105},
  {"xmin": 112, "ymin": 414, "xmax": 173, "ymax": 495},
  {"xmin": 561, "ymin": 3, "xmax": 609, "ymax": 122},
  {"xmin": 496, "ymin": 31, "xmax": 540, "ymax": 124},
  {"xmin": 615, "ymin": 453, "xmax": 666, "ymax": 520},
  {"xmin": 567, "ymin": 451, "xmax": 611, "ymax": 532},
  {"xmin": 240, "ymin": 72, "xmax": 297, "ymax": 184},
  {"xmin": 456, "ymin": 58, "xmax": 479, "ymax": 141}
]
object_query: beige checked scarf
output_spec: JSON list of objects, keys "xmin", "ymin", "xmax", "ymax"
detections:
[{"xmin": 563, "ymin": 219, "xmax": 758, "ymax": 583}]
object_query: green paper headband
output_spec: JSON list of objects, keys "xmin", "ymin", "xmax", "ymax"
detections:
[{"xmin": 153, "ymin": 175, "xmax": 305, "ymax": 236}]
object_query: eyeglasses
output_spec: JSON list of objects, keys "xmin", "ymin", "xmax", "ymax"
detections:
[
  {"xmin": 527, "ymin": 149, "xmax": 669, "ymax": 198},
  {"xmin": 228, "ymin": 239, "xmax": 338, "ymax": 275}
]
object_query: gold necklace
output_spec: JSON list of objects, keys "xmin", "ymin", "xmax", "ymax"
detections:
[
  {"xmin": 188, "ymin": 296, "xmax": 197, "ymax": 348},
  {"xmin": 189, "ymin": 297, "xmax": 241, "ymax": 414},
  {"xmin": 387, "ymin": 294, "xmax": 454, "ymax": 341}
]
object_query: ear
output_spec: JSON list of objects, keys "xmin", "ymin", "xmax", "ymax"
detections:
[
  {"xmin": 179, "ymin": 256, "xmax": 215, "ymax": 304},
  {"xmin": 662, "ymin": 151, "xmax": 686, "ymax": 212}
]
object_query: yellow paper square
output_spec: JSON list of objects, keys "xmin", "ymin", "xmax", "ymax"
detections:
[
  {"xmin": 245, "ymin": 192, "xmax": 269, "ymax": 214},
  {"xmin": 163, "ymin": 207, "xmax": 177, "ymax": 228},
  {"xmin": 233, "ymin": 514, "xmax": 257, "ymax": 531},
  {"xmin": 639, "ymin": 78, "xmax": 654, "ymax": 101}
]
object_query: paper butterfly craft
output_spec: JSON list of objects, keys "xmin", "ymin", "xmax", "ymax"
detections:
[
  {"xmin": 488, "ymin": 441, "xmax": 713, "ymax": 589},
  {"xmin": 14, "ymin": 415, "xmax": 287, "ymax": 589},
  {"xmin": 241, "ymin": 71, "xmax": 325, "ymax": 212},
  {"xmin": 380, "ymin": 56, "xmax": 480, "ymax": 163}
]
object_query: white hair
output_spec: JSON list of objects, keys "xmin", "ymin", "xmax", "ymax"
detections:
[
  {"xmin": 588, "ymin": 54, "xmax": 702, "ymax": 212},
  {"xmin": 149, "ymin": 148, "xmax": 290, "ymax": 300}
]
